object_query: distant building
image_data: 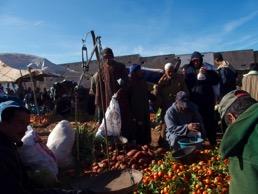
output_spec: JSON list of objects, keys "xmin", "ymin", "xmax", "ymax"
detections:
[{"xmin": 60, "ymin": 49, "xmax": 257, "ymax": 88}]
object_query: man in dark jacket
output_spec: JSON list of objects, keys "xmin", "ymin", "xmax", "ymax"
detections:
[
  {"xmin": 0, "ymin": 100, "xmax": 85, "ymax": 194},
  {"xmin": 115, "ymin": 78, "xmax": 133, "ymax": 141},
  {"xmin": 183, "ymin": 51, "xmax": 219, "ymax": 145},
  {"xmin": 214, "ymin": 52, "xmax": 237, "ymax": 99},
  {"xmin": 218, "ymin": 89, "xmax": 258, "ymax": 194},
  {"xmin": 128, "ymin": 64, "xmax": 151, "ymax": 145}
]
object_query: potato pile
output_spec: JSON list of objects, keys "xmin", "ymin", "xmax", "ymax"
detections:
[{"xmin": 90, "ymin": 144, "xmax": 166, "ymax": 174}]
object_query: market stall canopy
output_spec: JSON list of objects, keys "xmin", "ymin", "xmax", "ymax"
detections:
[
  {"xmin": 0, "ymin": 53, "xmax": 81, "ymax": 83},
  {"xmin": 16, "ymin": 70, "xmax": 62, "ymax": 82},
  {"xmin": 0, "ymin": 61, "xmax": 29, "ymax": 83}
]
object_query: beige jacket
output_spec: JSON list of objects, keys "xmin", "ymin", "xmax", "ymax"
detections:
[{"xmin": 242, "ymin": 70, "xmax": 258, "ymax": 100}]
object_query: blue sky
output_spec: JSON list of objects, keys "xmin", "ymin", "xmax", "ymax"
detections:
[{"xmin": 0, "ymin": 0, "xmax": 258, "ymax": 64}]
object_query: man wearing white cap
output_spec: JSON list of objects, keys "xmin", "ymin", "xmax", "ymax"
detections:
[
  {"xmin": 153, "ymin": 61, "xmax": 188, "ymax": 141},
  {"xmin": 154, "ymin": 62, "xmax": 188, "ymax": 119}
]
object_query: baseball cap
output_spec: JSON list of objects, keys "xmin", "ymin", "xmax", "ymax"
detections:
[
  {"xmin": 176, "ymin": 91, "xmax": 190, "ymax": 109},
  {"xmin": 0, "ymin": 100, "xmax": 29, "ymax": 122},
  {"xmin": 176, "ymin": 91, "xmax": 188, "ymax": 101},
  {"xmin": 218, "ymin": 89, "xmax": 250, "ymax": 119}
]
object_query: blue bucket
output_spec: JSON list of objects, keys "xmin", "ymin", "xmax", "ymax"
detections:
[{"xmin": 178, "ymin": 137, "xmax": 204, "ymax": 149}]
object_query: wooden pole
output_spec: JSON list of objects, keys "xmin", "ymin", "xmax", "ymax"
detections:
[
  {"xmin": 92, "ymin": 33, "xmax": 110, "ymax": 170},
  {"xmin": 28, "ymin": 68, "xmax": 40, "ymax": 115}
]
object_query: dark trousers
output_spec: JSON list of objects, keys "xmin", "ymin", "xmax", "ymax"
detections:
[
  {"xmin": 133, "ymin": 120, "xmax": 151, "ymax": 145},
  {"xmin": 199, "ymin": 106, "xmax": 217, "ymax": 145}
]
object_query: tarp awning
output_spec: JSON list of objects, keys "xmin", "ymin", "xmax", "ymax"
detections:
[
  {"xmin": 16, "ymin": 70, "xmax": 62, "ymax": 82},
  {"xmin": 0, "ymin": 53, "xmax": 79, "ymax": 83},
  {"xmin": 0, "ymin": 61, "xmax": 29, "ymax": 83}
]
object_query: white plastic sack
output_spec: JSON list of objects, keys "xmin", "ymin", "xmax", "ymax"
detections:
[
  {"xmin": 96, "ymin": 95, "xmax": 121, "ymax": 137},
  {"xmin": 47, "ymin": 120, "xmax": 75, "ymax": 168},
  {"xmin": 18, "ymin": 125, "xmax": 58, "ymax": 180}
]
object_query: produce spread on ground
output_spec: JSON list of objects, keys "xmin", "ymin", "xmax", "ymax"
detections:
[{"xmin": 32, "ymin": 114, "xmax": 230, "ymax": 194}]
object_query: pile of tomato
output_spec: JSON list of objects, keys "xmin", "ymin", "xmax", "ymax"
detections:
[
  {"xmin": 136, "ymin": 147, "xmax": 230, "ymax": 194},
  {"xmin": 30, "ymin": 114, "xmax": 51, "ymax": 127}
]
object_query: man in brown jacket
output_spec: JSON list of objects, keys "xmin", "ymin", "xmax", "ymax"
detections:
[{"xmin": 95, "ymin": 48, "xmax": 128, "ymax": 112}]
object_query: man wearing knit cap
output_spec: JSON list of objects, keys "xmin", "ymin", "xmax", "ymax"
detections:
[
  {"xmin": 95, "ymin": 47, "xmax": 128, "ymax": 112},
  {"xmin": 129, "ymin": 63, "xmax": 141, "ymax": 74},
  {"xmin": 183, "ymin": 51, "xmax": 219, "ymax": 146},
  {"xmin": 153, "ymin": 61, "xmax": 187, "ymax": 138}
]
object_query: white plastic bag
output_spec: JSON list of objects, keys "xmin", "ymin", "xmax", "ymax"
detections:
[
  {"xmin": 46, "ymin": 120, "xmax": 75, "ymax": 168},
  {"xmin": 18, "ymin": 125, "xmax": 58, "ymax": 180},
  {"xmin": 96, "ymin": 95, "xmax": 121, "ymax": 137}
]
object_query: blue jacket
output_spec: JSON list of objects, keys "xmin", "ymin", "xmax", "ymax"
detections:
[{"xmin": 164, "ymin": 102, "xmax": 204, "ymax": 149}]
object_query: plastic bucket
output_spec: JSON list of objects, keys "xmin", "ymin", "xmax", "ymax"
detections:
[{"xmin": 178, "ymin": 137, "xmax": 203, "ymax": 149}]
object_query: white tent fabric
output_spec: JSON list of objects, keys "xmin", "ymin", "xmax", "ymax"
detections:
[
  {"xmin": 0, "ymin": 53, "xmax": 81, "ymax": 83},
  {"xmin": 0, "ymin": 61, "xmax": 29, "ymax": 83}
]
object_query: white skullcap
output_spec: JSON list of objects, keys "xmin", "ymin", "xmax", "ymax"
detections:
[{"xmin": 164, "ymin": 63, "xmax": 173, "ymax": 70}]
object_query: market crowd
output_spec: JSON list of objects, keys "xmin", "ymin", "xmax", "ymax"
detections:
[
  {"xmin": 0, "ymin": 84, "xmax": 54, "ymax": 113},
  {"xmin": 1, "ymin": 47, "xmax": 258, "ymax": 194},
  {"xmin": 91, "ymin": 48, "xmax": 258, "ymax": 194},
  {"xmin": 93, "ymin": 49, "xmax": 240, "ymax": 148}
]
